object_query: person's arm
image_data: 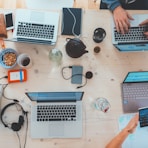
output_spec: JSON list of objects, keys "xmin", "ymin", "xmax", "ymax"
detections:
[
  {"xmin": 139, "ymin": 19, "xmax": 148, "ymax": 38},
  {"xmin": 102, "ymin": 0, "xmax": 134, "ymax": 34},
  {"xmin": 102, "ymin": 0, "xmax": 121, "ymax": 11},
  {"xmin": 105, "ymin": 114, "xmax": 139, "ymax": 148}
]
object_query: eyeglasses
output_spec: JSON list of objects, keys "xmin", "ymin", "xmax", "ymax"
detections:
[{"xmin": 125, "ymin": 0, "xmax": 136, "ymax": 4}]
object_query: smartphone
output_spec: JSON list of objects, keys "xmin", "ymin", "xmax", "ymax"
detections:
[
  {"xmin": 71, "ymin": 66, "xmax": 83, "ymax": 84},
  {"xmin": 4, "ymin": 12, "xmax": 14, "ymax": 30},
  {"xmin": 139, "ymin": 107, "xmax": 148, "ymax": 127}
]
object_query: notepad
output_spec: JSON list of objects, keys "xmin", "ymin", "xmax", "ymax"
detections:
[{"xmin": 61, "ymin": 8, "xmax": 82, "ymax": 36}]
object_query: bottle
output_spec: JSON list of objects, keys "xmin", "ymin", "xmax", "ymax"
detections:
[{"xmin": 49, "ymin": 48, "xmax": 63, "ymax": 66}]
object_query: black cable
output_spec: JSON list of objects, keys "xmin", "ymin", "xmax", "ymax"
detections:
[
  {"xmin": 2, "ymin": 84, "xmax": 18, "ymax": 101},
  {"xmin": 24, "ymin": 112, "xmax": 28, "ymax": 148},
  {"xmin": 16, "ymin": 132, "xmax": 21, "ymax": 148},
  {"xmin": 61, "ymin": 66, "xmax": 88, "ymax": 88},
  {"xmin": 61, "ymin": 66, "xmax": 72, "ymax": 80},
  {"xmin": 0, "ymin": 76, "xmax": 8, "ymax": 80}
]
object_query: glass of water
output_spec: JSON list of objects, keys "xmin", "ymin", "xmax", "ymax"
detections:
[
  {"xmin": 94, "ymin": 97, "xmax": 111, "ymax": 113},
  {"xmin": 49, "ymin": 48, "xmax": 63, "ymax": 66}
]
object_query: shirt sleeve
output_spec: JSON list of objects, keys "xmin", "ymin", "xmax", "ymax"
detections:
[{"xmin": 102, "ymin": 0, "xmax": 121, "ymax": 11}]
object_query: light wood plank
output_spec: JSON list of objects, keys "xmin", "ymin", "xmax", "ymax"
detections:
[{"xmin": 0, "ymin": 0, "xmax": 100, "ymax": 9}]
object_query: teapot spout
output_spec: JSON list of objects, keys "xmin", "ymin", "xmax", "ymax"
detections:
[{"xmin": 84, "ymin": 50, "xmax": 88, "ymax": 54}]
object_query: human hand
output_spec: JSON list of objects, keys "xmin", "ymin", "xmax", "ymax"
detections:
[
  {"xmin": 113, "ymin": 6, "xmax": 134, "ymax": 34},
  {"xmin": 124, "ymin": 113, "xmax": 139, "ymax": 134},
  {"xmin": 139, "ymin": 19, "xmax": 148, "ymax": 38}
]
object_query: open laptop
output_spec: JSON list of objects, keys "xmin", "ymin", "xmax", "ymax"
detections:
[
  {"xmin": 121, "ymin": 71, "xmax": 148, "ymax": 113},
  {"xmin": 25, "ymin": 91, "xmax": 84, "ymax": 138},
  {"xmin": 112, "ymin": 14, "xmax": 148, "ymax": 52},
  {"xmin": 13, "ymin": 9, "xmax": 59, "ymax": 45}
]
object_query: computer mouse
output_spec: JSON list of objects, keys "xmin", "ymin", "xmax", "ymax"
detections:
[{"xmin": 93, "ymin": 28, "xmax": 106, "ymax": 43}]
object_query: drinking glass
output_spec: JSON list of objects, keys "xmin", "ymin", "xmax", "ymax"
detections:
[{"xmin": 94, "ymin": 97, "xmax": 111, "ymax": 113}]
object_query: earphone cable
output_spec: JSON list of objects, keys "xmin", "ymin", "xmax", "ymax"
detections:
[
  {"xmin": 2, "ymin": 84, "xmax": 18, "ymax": 101},
  {"xmin": 61, "ymin": 66, "xmax": 72, "ymax": 80},
  {"xmin": 23, "ymin": 112, "xmax": 28, "ymax": 148},
  {"xmin": 61, "ymin": 66, "xmax": 87, "ymax": 88},
  {"xmin": 16, "ymin": 132, "xmax": 21, "ymax": 148}
]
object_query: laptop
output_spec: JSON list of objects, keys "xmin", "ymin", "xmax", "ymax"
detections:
[
  {"xmin": 25, "ymin": 91, "xmax": 84, "ymax": 138},
  {"xmin": 121, "ymin": 71, "xmax": 148, "ymax": 113},
  {"xmin": 112, "ymin": 14, "xmax": 148, "ymax": 52},
  {"xmin": 13, "ymin": 9, "xmax": 59, "ymax": 45}
]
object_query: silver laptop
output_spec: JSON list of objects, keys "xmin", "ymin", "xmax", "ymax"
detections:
[
  {"xmin": 122, "ymin": 71, "xmax": 148, "ymax": 113},
  {"xmin": 25, "ymin": 91, "xmax": 84, "ymax": 138},
  {"xmin": 112, "ymin": 14, "xmax": 148, "ymax": 52},
  {"xmin": 13, "ymin": 9, "xmax": 59, "ymax": 45}
]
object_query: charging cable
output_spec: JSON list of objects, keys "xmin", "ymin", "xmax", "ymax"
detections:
[{"xmin": 61, "ymin": 66, "xmax": 93, "ymax": 89}]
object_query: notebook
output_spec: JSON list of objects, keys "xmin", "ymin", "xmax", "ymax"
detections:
[
  {"xmin": 121, "ymin": 71, "xmax": 148, "ymax": 113},
  {"xmin": 25, "ymin": 91, "xmax": 84, "ymax": 138},
  {"xmin": 13, "ymin": 9, "xmax": 59, "ymax": 45},
  {"xmin": 61, "ymin": 8, "xmax": 82, "ymax": 36},
  {"xmin": 112, "ymin": 14, "xmax": 148, "ymax": 52}
]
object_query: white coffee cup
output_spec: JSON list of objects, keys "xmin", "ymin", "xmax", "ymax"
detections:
[{"xmin": 17, "ymin": 53, "xmax": 32, "ymax": 68}]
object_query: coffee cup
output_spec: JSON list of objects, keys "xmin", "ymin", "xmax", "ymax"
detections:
[{"xmin": 17, "ymin": 53, "xmax": 32, "ymax": 68}]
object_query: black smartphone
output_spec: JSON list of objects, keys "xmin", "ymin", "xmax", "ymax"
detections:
[
  {"xmin": 5, "ymin": 12, "xmax": 14, "ymax": 30},
  {"xmin": 71, "ymin": 66, "xmax": 83, "ymax": 84},
  {"xmin": 139, "ymin": 107, "xmax": 148, "ymax": 127}
]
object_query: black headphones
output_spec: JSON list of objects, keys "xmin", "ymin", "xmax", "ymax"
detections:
[{"xmin": 0, "ymin": 102, "xmax": 25, "ymax": 132}]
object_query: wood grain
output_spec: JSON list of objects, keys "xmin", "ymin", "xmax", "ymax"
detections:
[{"xmin": 0, "ymin": 0, "xmax": 100, "ymax": 9}]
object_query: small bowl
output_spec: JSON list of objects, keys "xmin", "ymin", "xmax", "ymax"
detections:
[{"xmin": 0, "ymin": 48, "xmax": 17, "ymax": 69}]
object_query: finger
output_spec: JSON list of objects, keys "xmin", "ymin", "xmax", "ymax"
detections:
[
  {"xmin": 118, "ymin": 21, "xmax": 125, "ymax": 34},
  {"xmin": 144, "ymin": 32, "xmax": 148, "ymax": 38},
  {"xmin": 139, "ymin": 19, "xmax": 148, "ymax": 26},
  {"xmin": 134, "ymin": 113, "xmax": 139, "ymax": 121},
  {"xmin": 127, "ymin": 13, "xmax": 134, "ymax": 21},
  {"xmin": 115, "ymin": 20, "xmax": 120, "ymax": 33}
]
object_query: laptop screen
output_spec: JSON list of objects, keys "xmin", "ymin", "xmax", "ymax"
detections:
[
  {"xmin": 25, "ymin": 92, "xmax": 84, "ymax": 102},
  {"xmin": 124, "ymin": 72, "xmax": 148, "ymax": 83}
]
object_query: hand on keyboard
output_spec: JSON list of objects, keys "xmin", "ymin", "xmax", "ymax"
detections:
[{"xmin": 139, "ymin": 19, "xmax": 148, "ymax": 38}]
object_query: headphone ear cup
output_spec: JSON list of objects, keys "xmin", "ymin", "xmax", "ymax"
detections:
[
  {"xmin": 11, "ymin": 122, "xmax": 21, "ymax": 131},
  {"xmin": 19, "ymin": 115, "xmax": 24, "ymax": 126},
  {"xmin": 11, "ymin": 116, "xmax": 24, "ymax": 131}
]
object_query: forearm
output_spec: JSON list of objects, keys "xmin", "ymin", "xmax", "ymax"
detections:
[
  {"xmin": 102, "ymin": 0, "xmax": 121, "ymax": 11},
  {"xmin": 105, "ymin": 128, "xmax": 130, "ymax": 148}
]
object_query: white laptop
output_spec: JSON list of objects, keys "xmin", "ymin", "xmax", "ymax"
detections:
[
  {"xmin": 112, "ymin": 14, "xmax": 148, "ymax": 52},
  {"xmin": 13, "ymin": 9, "xmax": 59, "ymax": 45},
  {"xmin": 25, "ymin": 91, "xmax": 84, "ymax": 138}
]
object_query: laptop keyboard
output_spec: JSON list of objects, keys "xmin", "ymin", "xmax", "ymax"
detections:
[
  {"xmin": 37, "ymin": 104, "xmax": 76, "ymax": 121},
  {"xmin": 123, "ymin": 83, "xmax": 148, "ymax": 99},
  {"xmin": 16, "ymin": 22, "xmax": 55, "ymax": 39},
  {"xmin": 114, "ymin": 26, "xmax": 148, "ymax": 43}
]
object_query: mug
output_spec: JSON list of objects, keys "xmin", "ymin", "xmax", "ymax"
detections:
[{"xmin": 17, "ymin": 53, "xmax": 32, "ymax": 68}]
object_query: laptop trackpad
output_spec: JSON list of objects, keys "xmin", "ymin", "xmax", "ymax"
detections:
[
  {"xmin": 49, "ymin": 122, "xmax": 64, "ymax": 137},
  {"xmin": 136, "ymin": 99, "xmax": 148, "ymax": 108},
  {"xmin": 30, "ymin": 11, "xmax": 44, "ymax": 22}
]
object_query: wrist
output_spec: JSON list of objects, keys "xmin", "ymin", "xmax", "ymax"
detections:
[{"xmin": 123, "ymin": 127, "xmax": 132, "ymax": 134}]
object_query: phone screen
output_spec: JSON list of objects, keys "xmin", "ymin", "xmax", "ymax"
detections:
[
  {"xmin": 5, "ymin": 13, "xmax": 14, "ymax": 29},
  {"xmin": 139, "ymin": 107, "xmax": 148, "ymax": 127}
]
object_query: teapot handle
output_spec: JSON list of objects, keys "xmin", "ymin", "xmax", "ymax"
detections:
[{"xmin": 66, "ymin": 38, "xmax": 72, "ymax": 42}]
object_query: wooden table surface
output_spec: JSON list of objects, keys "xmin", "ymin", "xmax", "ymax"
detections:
[{"xmin": 0, "ymin": 2, "xmax": 147, "ymax": 148}]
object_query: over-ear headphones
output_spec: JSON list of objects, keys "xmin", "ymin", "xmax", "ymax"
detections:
[{"xmin": 0, "ymin": 102, "xmax": 25, "ymax": 132}]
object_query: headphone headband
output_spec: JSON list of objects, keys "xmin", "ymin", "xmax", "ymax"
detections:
[{"xmin": 0, "ymin": 101, "xmax": 25, "ymax": 131}]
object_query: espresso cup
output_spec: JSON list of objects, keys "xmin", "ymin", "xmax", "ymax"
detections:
[{"xmin": 17, "ymin": 53, "xmax": 32, "ymax": 68}]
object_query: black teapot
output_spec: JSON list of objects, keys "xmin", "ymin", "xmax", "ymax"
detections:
[{"xmin": 65, "ymin": 38, "xmax": 88, "ymax": 58}]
